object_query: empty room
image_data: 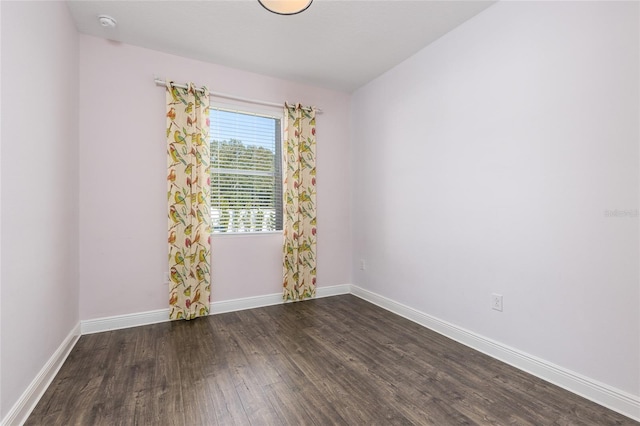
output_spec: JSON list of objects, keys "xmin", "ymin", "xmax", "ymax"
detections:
[{"xmin": 1, "ymin": 0, "xmax": 638, "ymax": 424}]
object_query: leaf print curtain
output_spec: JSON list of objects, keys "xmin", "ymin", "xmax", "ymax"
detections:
[
  {"xmin": 166, "ymin": 82, "xmax": 212, "ymax": 320},
  {"xmin": 283, "ymin": 103, "xmax": 317, "ymax": 301}
]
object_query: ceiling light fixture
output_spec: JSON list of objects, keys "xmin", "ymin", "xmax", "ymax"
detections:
[
  {"xmin": 258, "ymin": 0, "xmax": 313, "ymax": 15},
  {"xmin": 97, "ymin": 15, "xmax": 117, "ymax": 28}
]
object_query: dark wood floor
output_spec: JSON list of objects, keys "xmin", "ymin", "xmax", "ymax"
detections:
[{"xmin": 27, "ymin": 295, "xmax": 636, "ymax": 425}]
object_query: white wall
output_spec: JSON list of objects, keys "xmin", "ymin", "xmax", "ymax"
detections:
[
  {"xmin": 78, "ymin": 36, "xmax": 351, "ymax": 320},
  {"xmin": 351, "ymin": 1, "xmax": 639, "ymax": 396},
  {"xmin": 0, "ymin": 1, "xmax": 79, "ymax": 418}
]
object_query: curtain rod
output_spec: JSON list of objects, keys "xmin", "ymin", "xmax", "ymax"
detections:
[{"xmin": 154, "ymin": 79, "xmax": 322, "ymax": 113}]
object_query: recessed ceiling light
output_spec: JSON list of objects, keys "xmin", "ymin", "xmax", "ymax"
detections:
[
  {"xmin": 258, "ymin": 0, "xmax": 313, "ymax": 15},
  {"xmin": 97, "ymin": 15, "xmax": 117, "ymax": 28}
]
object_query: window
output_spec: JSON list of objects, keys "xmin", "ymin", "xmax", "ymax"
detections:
[{"xmin": 209, "ymin": 105, "xmax": 282, "ymax": 233}]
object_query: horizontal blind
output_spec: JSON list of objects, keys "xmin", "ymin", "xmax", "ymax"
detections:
[{"xmin": 210, "ymin": 107, "xmax": 282, "ymax": 233}]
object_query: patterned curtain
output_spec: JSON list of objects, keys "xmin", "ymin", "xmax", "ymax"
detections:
[
  {"xmin": 166, "ymin": 82, "xmax": 212, "ymax": 320},
  {"xmin": 283, "ymin": 103, "xmax": 317, "ymax": 301}
]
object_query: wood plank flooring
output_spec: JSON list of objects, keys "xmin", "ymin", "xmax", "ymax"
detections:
[{"xmin": 27, "ymin": 295, "xmax": 636, "ymax": 425}]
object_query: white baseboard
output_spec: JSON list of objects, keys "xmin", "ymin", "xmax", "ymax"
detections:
[
  {"xmin": 350, "ymin": 285, "xmax": 640, "ymax": 422},
  {"xmin": 210, "ymin": 292, "xmax": 282, "ymax": 314},
  {"xmin": 316, "ymin": 283, "xmax": 352, "ymax": 298},
  {"xmin": 212, "ymin": 283, "xmax": 351, "ymax": 314},
  {"xmin": 1, "ymin": 323, "xmax": 81, "ymax": 426},
  {"xmin": 81, "ymin": 308, "xmax": 170, "ymax": 334},
  {"xmin": 81, "ymin": 284, "xmax": 353, "ymax": 334}
]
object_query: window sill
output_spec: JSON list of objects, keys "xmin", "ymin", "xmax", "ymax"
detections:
[{"xmin": 212, "ymin": 231, "xmax": 283, "ymax": 238}]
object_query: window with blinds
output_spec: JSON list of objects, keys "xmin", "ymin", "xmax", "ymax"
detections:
[{"xmin": 209, "ymin": 106, "xmax": 282, "ymax": 233}]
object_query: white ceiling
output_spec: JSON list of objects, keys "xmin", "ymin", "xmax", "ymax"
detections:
[{"xmin": 67, "ymin": 0, "xmax": 495, "ymax": 92}]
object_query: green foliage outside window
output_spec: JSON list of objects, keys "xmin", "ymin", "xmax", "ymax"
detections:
[{"xmin": 210, "ymin": 138, "xmax": 281, "ymax": 232}]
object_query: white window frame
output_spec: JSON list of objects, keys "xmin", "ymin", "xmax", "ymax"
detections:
[{"xmin": 209, "ymin": 99, "xmax": 284, "ymax": 235}]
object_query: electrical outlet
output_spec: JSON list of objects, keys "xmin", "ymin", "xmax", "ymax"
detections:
[
  {"xmin": 492, "ymin": 293, "xmax": 503, "ymax": 312},
  {"xmin": 164, "ymin": 272, "xmax": 170, "ymax": 285},
  {"xmin": 359, "ymin": 259, "xmax": 366, "ymax": 270}
]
